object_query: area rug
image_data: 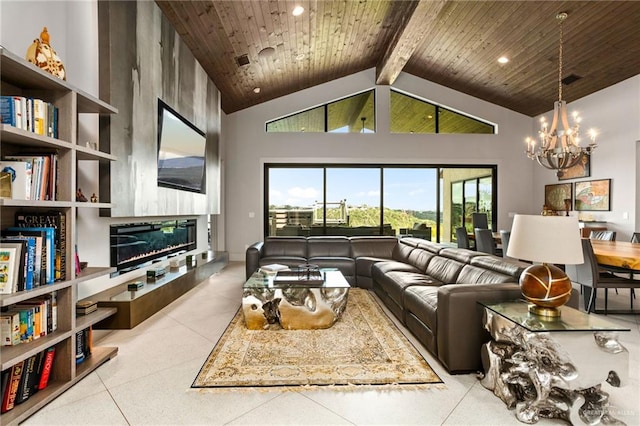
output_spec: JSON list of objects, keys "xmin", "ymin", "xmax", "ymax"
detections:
[{"xmin": 192, "ymin": 289, "xmax": 442, "ymax": 389}]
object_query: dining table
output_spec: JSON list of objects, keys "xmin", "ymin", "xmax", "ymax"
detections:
[{"xmin": 590, "ymin": 239, "xmax": 640, "ymax": 272}]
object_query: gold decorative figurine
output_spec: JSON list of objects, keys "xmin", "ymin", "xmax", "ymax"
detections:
[{"xmin": 25, "ymin": 27, "xmax": 66, "ymax": 80}]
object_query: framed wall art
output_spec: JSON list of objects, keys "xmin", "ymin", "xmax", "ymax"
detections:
[
  {"xmin": 574, "ymin": 179, "xmax": 611, "ymax": 211},
  {"xmin": 544, "ymin": 183, "xmax": 572, "ymax": 211},
  {"xmin": 558, "ymin": 153, "xmax": 590, "ymax": 181},
  {"xmin": 0, "ymin": 242, "xmax": 22, "ymax": 294}
]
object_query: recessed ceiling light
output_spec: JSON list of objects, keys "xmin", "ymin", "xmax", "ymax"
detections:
[
  {"xmin": 292, "ymin": 5, "xmax": 304, "ymax": 16},
  {"xmin": 295, "ymin": 53, "xmax": 305, "ymax": 61},
  {"xmin": 498, "ymin": 56, "xmax": 509, "ymax": 64},
  {"xmin": 253, "ymin": 87, "xmax": 261, "ymax": 94}
]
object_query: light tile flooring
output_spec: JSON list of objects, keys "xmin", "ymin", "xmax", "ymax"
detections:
[{"xmin": 24, "ymin": 262, "xmax": 639, "ymax": 425}]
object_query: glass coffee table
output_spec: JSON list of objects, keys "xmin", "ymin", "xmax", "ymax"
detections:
[
  {"xmin": 479, "ymin": 300, "xmax": 630, "ymax": 425},
  {"xmin": 242, "ymin": 267, "xmax": 350, "ymax": 330}
]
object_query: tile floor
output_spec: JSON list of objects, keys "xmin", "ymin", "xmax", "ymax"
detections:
[{"xmin": 24, "ymin": 262, "xmax": 640, "ymax": 425}]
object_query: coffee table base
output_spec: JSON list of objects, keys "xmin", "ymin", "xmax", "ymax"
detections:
[{"xmin": 242, "ymin": 287, "xmax": 349, "ymax": 330}]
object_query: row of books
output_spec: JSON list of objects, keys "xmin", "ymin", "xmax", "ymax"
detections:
[
  {"xmin": 1, "ymin": 346, "xmax": 56, "ymax": 414},
  {"xmin": 1, "ymin": 293, "xmax": 58, "ymax": 346},
  {"xmin": 0, "ymin": 152, "xmax": 58, "ymax": 201},
  {"xmin": 0, "ymin": 96, "xmax": 59, "ymax": 139},
  {"xmin": 0, "ymin": 210, "xmax": 66, "ymax": 294}
]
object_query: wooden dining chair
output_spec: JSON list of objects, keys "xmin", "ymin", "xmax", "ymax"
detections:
[
  {"xmin": 589, "ymin": 230, "xmax": 616, "ymax": 241},
  {"xmin": 474, "ymin": 228, "xmax": 498, "ymax": 255},
  {"xmin": 565, "ymin": 239, "xmax": 638, "ymax": 314}
]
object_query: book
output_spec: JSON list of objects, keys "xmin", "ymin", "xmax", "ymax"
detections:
[
  {"xmin": 76, "ymin": 300, "xmax": 97, "ymax": 315},
  {"xmin": 0, "ymin": 160, "xmax": 32, "ymax": 200},
  {"xmin": 260, "ymin": 263, "xmax": 290, "ymax": 272},
  {"xmin": 15, "ymin": 354, "xmax": 38, "ymax": 404},
  {"xmin": 0, "ymin": 370, "xmax": 8, "ymax": 411},
  {"xmin": 1, "ymin": 360, "xmax": 24, "ymax": 413},
  {"xmin": 15, "ymin": 211, "xmax": 66, "ymax": 281},
  {"xmin": 33, "ymin": 98, "xmax": 46, "ymax": 136},
  {"xmin": 7, "ymin": 226, "xmax": 55, "ymax": 284},
  {"xmin": 37, "ymin": 346, "xmax": 56, "ymax": 390},
  {"xmin": 0, "ymin": 96, "xmax": 16, "ymax": 126},
  {"xmin": 75, "ymin": 330, "xmax": 85, "ymax": 364},
  {"xmin": 4, "ymin": 154, "xmax": 54, "ymax": 201},
  {"xmin": 29, "ymin": 351, "xmax": 45, "ymax": 397}
]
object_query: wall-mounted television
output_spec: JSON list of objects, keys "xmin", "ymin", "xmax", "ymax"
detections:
[{"xmin": 157, "ymin": 99, "xmax": 206, "ymax": 194}]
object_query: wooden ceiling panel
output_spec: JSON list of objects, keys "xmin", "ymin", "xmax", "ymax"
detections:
[{"xmin": 156, "ymin": 0, "xmax": 640, "ymax": 117}]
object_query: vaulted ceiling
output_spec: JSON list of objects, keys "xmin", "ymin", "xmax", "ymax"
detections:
[{"xmin": 156, "ymin": 1, "xmax": 640, "ymax": 117}]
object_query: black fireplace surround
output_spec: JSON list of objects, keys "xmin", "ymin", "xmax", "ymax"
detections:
[{"xmin": 110, "ymin": 219, "xmax": 197, "ymax": 275}]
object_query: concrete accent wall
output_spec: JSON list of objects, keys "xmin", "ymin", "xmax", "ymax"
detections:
[{"xmin": 98, "ymin": 0, "xmax": 220, "ymax": 217}]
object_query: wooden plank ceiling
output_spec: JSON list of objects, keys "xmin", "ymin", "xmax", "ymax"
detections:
[{"xmin": 156, "ymin": 1, "xmax": 640, "ymax": 117}]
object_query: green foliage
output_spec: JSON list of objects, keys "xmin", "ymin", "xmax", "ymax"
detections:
[{"xmin": 348, "ymin": 207, "xmax": 436, "ymax": 236}]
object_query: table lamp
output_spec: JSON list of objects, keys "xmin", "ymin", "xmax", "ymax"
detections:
[{"xmin": 507, "ymin": 214, "xmax": 583, "ymax": 317}]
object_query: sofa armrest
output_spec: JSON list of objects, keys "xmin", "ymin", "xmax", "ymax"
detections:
[
  {"xmin": 436, "ymin": 283, "xmax": 580, "ymax": 374},
  {"xmin": 436, "ymin": 282, "xmax": 522, "ymax": 374},
  {"xmin": 245, "ymin": 241, "xmax": 264, "ymax": 279}
]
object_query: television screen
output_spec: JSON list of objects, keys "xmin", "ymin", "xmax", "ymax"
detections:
[{"xmin": 157, "ymin": 99, "xmax": 206, "ymax": 194}]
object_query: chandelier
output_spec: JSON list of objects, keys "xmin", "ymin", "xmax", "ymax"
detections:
[{"xmin": 525, "ymin": 12, "xmax": 597, "ymax": 178}]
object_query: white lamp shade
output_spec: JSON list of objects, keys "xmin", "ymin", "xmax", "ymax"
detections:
[{"xmin": 506, "ymin": 214, "xmax": 584, "ymax": 265}]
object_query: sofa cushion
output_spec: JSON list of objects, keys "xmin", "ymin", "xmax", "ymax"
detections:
[
  {"xmin": 424, "ymin": 256, "xmax": 466, "ymax": 283},
  {"xmin": 372, "ymin": 260, "xmax": 421, "ymax": 277},
  {"xmin": 406, "ymin": 249, "xmax": 436, "ymax": 272},
  {"xmin": 263, "ymin": 237, "xmax": 307, "ymax": 258},
  {"xmin": 379, "ymin": 271, "xmax": 442, "ymax": 309},
  {"xmin": 307, "ymin": 257, "xmax": 355, "ymax": 285},
  {"xmin": 415, "ymin": 240, "xmax": 447, "ymax": 254},
  {"xmin": 439, "ymin": 248, "xmax": 487, "ymax": 264},
  {"xmin": 469, "ymin": 255, "xmax": 527, "ymax": 280},
  {"xmin": 404, "ymin": 285, "xmax": 439, "ymax": 336},
  {"xmin": 258, "ymin": 256, "xmax": 307, "ymax": 269},
  {"xmin": 392, "ymin": 239, "xmax": 417, "ymax": 262},
  {"xmin": 355, "ymin": 257, "xmax": 389, "ymax": 289},
  {"xmin": 456, "ymin": 264, "xmax": 514, "ymax": 284},
  {"xmin": 307, "ymin": 236, "xmax": 351, "ymax": 257},
  {"xmin": 350, "ymin": 236, "xmax": 397, "ymax": 259}
]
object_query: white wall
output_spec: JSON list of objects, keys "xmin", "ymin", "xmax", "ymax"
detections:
[
  {"xmin": 532, "ymin": 75, "xmax": 640, "ymax": 241},
  {"xmin": 222, "ymin": 69, "xmax": 534, "ymax": 261}
]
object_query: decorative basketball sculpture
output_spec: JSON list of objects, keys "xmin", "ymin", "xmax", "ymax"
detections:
[
  {"xmin": 520, "ymin": 263, "xmax": 573, "ymax": 317},
  {"xmin": 25, "ymin": 27, "xmax": 66, "ymax": 81}
]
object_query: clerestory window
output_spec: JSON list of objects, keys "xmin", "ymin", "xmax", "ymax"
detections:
[
  {"xmin": 390, "ymin": 90, "xmax": 495, "ymax": 134},
  {"xmin": 266, "ymin": 90, "xmax": 375, "ymax": 133}
]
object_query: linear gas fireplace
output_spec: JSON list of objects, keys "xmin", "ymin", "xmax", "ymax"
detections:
[{"xmin": 110, "ymin": 219, "xmax": 197, "ymax": 275}]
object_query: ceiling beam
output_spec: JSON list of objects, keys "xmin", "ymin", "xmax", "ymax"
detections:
[{"xmin": 375, "ymin": 0, "xmax": 448, "ymax": 86}]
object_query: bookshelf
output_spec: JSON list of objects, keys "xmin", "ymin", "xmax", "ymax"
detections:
[{"xmin": 0, "ymin": 47, "xmax": 118, "ymax": 425}]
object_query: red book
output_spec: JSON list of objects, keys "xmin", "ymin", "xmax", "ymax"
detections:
[
  {"xmin": 37, "ymin": 346, "xmax": 55, "ymax": 390},
  {"xmin": 1, "ymin": 360, "xmax": 24, "ymax": 413}
]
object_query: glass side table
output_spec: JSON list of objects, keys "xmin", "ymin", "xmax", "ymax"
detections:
[{"xmin": 478, "ymin": 300, "xmax": 630, "ymax": 425}]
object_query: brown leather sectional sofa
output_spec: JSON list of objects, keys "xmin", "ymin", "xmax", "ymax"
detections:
[{"xmin": 245, "ymin": 236, "xmax": 578, "ymax": 374}]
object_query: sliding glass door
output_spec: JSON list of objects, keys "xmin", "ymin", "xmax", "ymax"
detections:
[{"xmin": 265, "ymin": 164, "xmax": 496, "ymax": 242}]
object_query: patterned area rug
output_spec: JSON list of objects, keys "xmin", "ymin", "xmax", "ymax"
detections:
[{"xmin": 192, "ymin": 289, "xmax": 442, "ymax": 389}]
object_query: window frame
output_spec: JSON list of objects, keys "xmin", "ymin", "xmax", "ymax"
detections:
[{"xmin": 264, "ymin": 163, "xmax": 498, "ymax": 241}]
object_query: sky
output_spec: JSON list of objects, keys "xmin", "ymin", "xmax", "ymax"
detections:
[{"xmin": 269, "ymin": 168, "xmax": 440, "ymax": 211}]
